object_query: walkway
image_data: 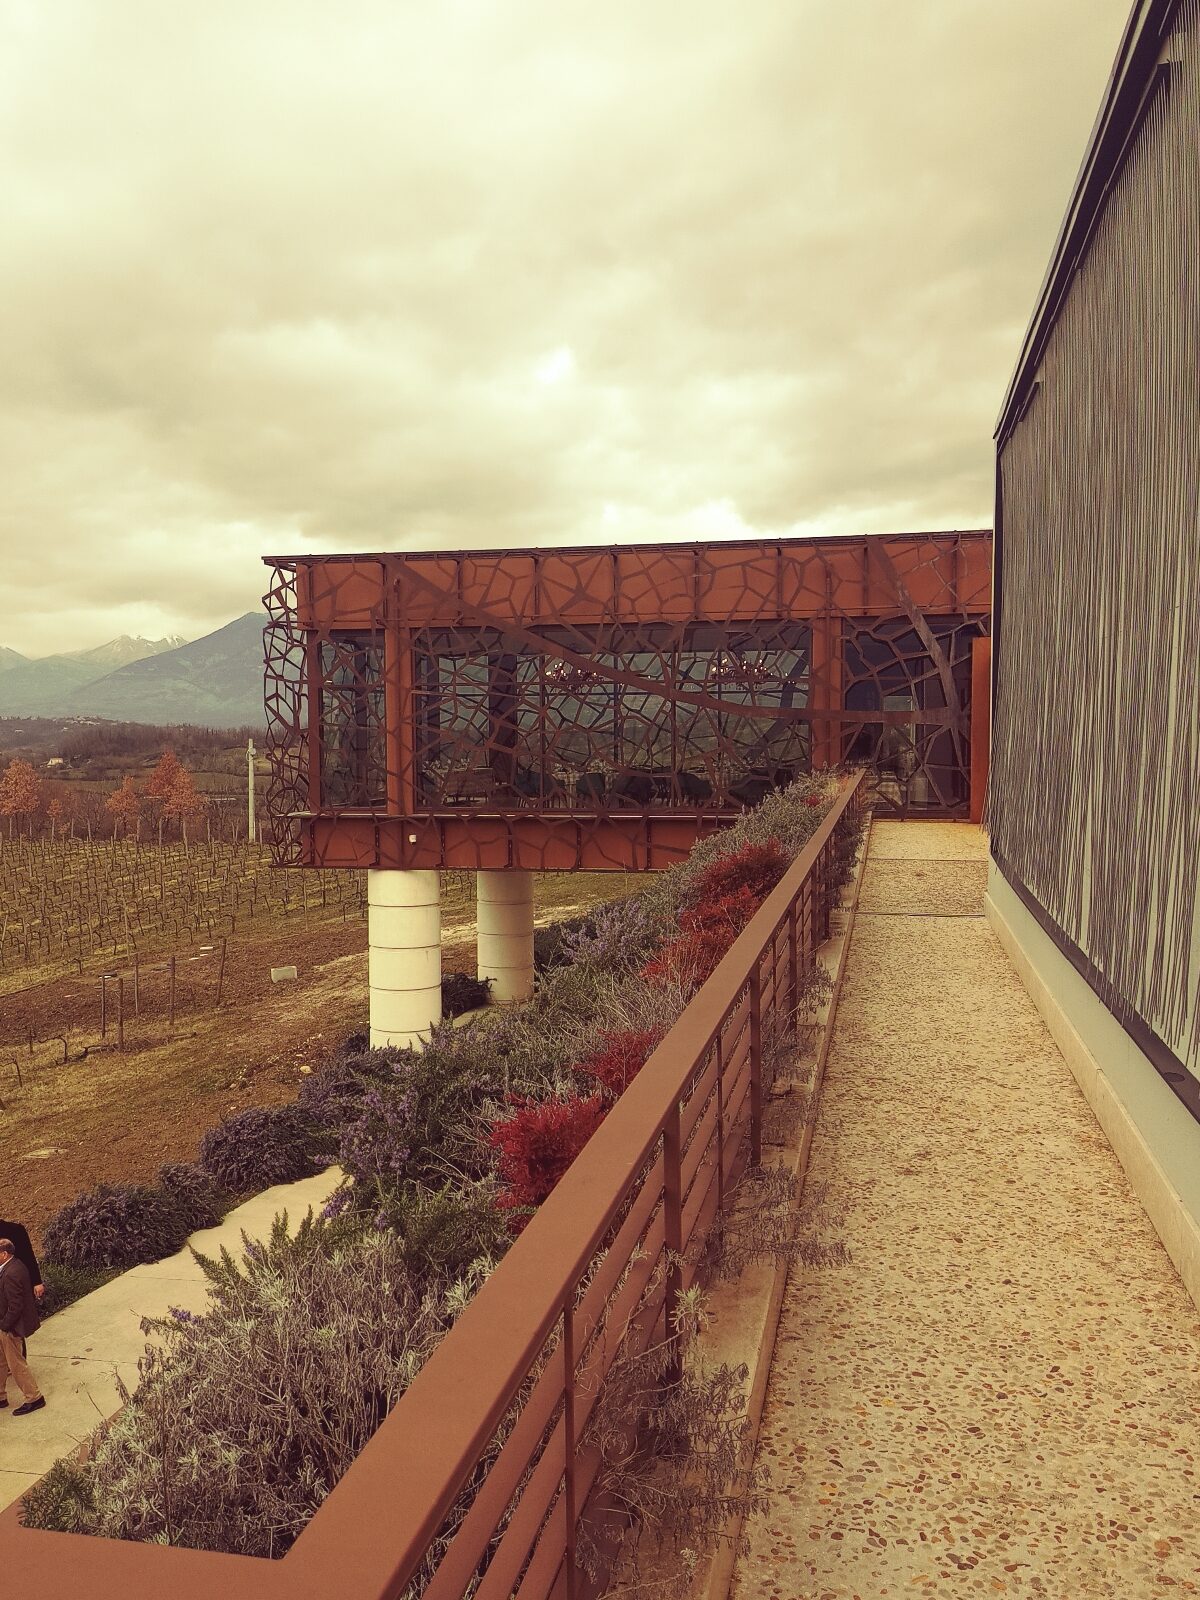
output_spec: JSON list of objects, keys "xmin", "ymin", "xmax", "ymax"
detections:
[
  {"xmin": 732, "ymin": 822, "xmax": 1200, "ymax": 1598},
  {"xmin": 0, "ymin": 1167, "xmax": 339, "ymax": 1511}
]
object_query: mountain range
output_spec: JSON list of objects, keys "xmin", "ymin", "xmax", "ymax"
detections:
[{"xmin": 0, "ymin": 614, "xmax": 266, "ymax": 725}]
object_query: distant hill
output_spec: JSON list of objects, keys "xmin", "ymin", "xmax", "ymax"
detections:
[
  {"xmin": 66, "ymin": 614, "xmax": 266, "ymax": 726},
  {"xmin": 0, "ymin": 654, "xmax": 115, "ymax": 714},
  {"xmin": 64, "ymin": 634, "xmax": 187, "ymax": 669},
  {"xmin": 0, "ymin": 635, "xmax": 188, "ymax": 715}
]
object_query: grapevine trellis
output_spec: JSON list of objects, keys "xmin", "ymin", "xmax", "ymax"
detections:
[{"xmin": 0, "ymin": 836, "xmax": 367, "ymax": 989}]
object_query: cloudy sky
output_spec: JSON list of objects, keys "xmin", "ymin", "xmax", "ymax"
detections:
[{"xmin": 1, "ymin": 0, "xmax": 1131, "ymax": 656}]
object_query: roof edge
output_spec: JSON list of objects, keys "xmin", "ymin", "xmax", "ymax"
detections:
[
  {"xmin": 995, "ymin": 0, "xmax": 1182, "ymax": 444},
  {"xmin": 262, "ymin": 528, "xmax": 993, "ymax": 566}
]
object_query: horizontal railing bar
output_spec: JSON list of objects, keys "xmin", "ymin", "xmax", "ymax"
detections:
[{"xmin": 478, "ymin": 1212, "xmax": 668, "ymax": 1600}]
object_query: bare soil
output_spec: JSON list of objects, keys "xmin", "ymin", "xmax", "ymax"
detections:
[{"xmin": 0, "ymin": 871, "xmax": 635, "ymax": 1248}]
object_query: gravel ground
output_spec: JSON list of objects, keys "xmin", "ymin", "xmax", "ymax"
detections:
[{"xmin": 732, "ymin": 821, "xmax": 1200, "ymax": 1600}]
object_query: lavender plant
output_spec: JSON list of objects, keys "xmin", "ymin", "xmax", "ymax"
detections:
[
  {"xmin": 21, "ymin": 1215, "xmax": 488, "ymax": 1557},
  {"xmin": 42, "ymin": 1183, "xmax": 194, "ymax": 1272},
  {"xmin": 198, "ymin": 1104, "xmax": 327, "ymax": 1193}
]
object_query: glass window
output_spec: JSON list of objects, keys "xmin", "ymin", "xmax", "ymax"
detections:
[{"xmin": 319, "ymin": 634, "xmax": 386, "ymax": 808}]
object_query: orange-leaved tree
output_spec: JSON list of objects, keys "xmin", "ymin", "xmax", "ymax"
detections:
[
  {"xmin": 145, "ymin": 750, "xmax": 186, "ymax": 844},
  {"xmin": 106, "ymin": 776, "xmax": 143, "ymax": 840},
  {"xmin": 0, "ymin": 758, "xmax": 41, "ymax": 839},
  {"xmin": 164, "ymin": 767, "xmax": 205, "ymax": 848}
]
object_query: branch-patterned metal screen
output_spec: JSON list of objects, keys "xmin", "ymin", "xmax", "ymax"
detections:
[
  {"xmin": 264, "ymin": 534, "xmax": 989, "ymax": 868},
  {"xmin": 991, "ymin": 0, "xmax": 1200, "ymax": 1083}
]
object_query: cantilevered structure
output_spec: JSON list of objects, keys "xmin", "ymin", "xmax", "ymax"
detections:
[
  {"xmin": 263, "ymin": 532, "xmax": 990, "ymax": 1043},
  {"xmin": 263, "ymin": 530, "xmax": 991, "ymax": 875}
]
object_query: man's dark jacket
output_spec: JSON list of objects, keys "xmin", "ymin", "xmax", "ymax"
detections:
[
  {"xmin": 0, "ymin": 1222, "xmax": 42, "ymax": 1290},
  {"xmin": 0, "ymin": 1257, "xmax": 40, "ymax": 1340}
]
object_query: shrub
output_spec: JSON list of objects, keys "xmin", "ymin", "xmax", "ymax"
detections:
[
  {"xmin": 640, "ymin": 887, "xmax": 762, "ymax": 993},
  {"xmin": 441, "ymin": 971, "xmax": 492, "ymax": 1019},
  {"xmin": 533, "ymin": 912, "xmax": 596, "ymax": 973},
  {"xmin": 330, "ymin": 1033, "xmax": 513, "ymax": 1226},
  {"xmin": 38, "ymin": 1261, "xmax": 120, "ymax": 1318},
  {"xmin": 555, "ymin": 894, "xmax": 662, "ymax": 975},
  {"xmin": 198, "ymin": 1104, "xmax": 327, "ymax": 1194},
  {"xmin": 21, "ymin": 1458, "xmax": 95, "ymax": 1533},
  {"xmin": 42, "ymin": 1183, "xmax": 193, "ymax": 1272},
  {"xmin": 573, "ymin": 1028, "xmax": 663, "ymax": 1101},
  {"xmin": 375, "ymin": 1181, "xmax": 506, "ymax": 1278},
  {"xmin": 22, "ymin": 1215, "xmax": 477, "ymax": 1557},
  {"xmin": 157, "ymin": 1163, "xmax": 229, "ymax": 1231},
  {"xmin": 489, "ymin": 1093, "xmax": 608, "ymax": 1226},
  {"xmin": 297, "ymin": 1044, "xmax": 406, "ymax": 1121},
  {"xmin": 678, "ymin": 839, "xmax": 789, "ymax": 911}
]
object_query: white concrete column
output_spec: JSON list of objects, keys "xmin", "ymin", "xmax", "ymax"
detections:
[
  {"xmin": 368, "ymin": 869, "xmax": 442, "ymax": 1050},
  {"xmin": 477, "ymin": 869, "xmax": 535, "ymax": 1004}
]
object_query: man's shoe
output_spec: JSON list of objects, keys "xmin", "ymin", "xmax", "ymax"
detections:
[
  {"xmin": 12, "ymin": 1398, "xmax": 44, "ymax": 1416},
  {"xmin": 0, "ymin": 1398, "xmax": 8, "ymax": 1409}
]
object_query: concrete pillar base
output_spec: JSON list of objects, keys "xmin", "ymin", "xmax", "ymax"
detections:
[
  {"xmin": 477, "ymin": 869, "xmax": 535, "ymax": 1004},
  {"xmin": 368, "ymin": 869, "xmax": 442, "ymax": 1049}
]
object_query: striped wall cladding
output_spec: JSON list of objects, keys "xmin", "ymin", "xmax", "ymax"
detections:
[{"xmin": 991, "ymin": 0, "xmax": 1200, "ymax": 1081}]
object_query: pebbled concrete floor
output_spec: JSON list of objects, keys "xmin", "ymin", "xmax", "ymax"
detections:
[{"xmin": 731, "ymin": 822, "xmax": 1200, "ymax": 1599}]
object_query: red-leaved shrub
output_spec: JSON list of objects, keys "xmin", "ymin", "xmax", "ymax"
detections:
[
  {"xmin": 573, "ymin": 1028, "xmax": 663, "ymax": 1101},
  {"xmin": 680, "ymin": 839, "xmax": 789, "ymax": 910},
  {"xmin": 489, "ymin": 1094, "xmax": 608, "ymax": 1228},
  {"xmin": 640, "ymin": 886, "xmax": 762, "ymax": 992}
]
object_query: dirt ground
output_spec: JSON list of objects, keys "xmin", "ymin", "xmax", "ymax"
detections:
[{"xmin": 0, "ymin": 871, "xmax": 635, "ymax": 1248}]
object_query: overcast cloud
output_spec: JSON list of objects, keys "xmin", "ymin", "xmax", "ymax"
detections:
[{"xmin": 0, "ymin": 0, "xmax": 1130, "ymax": 655}]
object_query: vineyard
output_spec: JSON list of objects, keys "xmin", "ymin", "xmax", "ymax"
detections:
[{"xmin": 0, "ymin": 836, "xmax": 368, "ymax": 998}]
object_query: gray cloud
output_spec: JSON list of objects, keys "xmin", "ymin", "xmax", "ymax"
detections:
[{"xmin": 0, "ymin": 0, "xmax": 1131, "ymax": 654}]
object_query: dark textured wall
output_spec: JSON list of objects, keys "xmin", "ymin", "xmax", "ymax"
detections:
[{"xmin": 991, "ymin": 0, "xmax": 1200, "ymax": 1081}]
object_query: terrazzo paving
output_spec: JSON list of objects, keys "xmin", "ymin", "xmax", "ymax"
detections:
[{"xmin": 731, "ymin": 822, "xmax": 1200, "ymax": 1599}]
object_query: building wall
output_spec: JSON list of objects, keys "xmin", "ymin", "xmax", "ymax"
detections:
[{"xmin": 991, "ymin": 2, "xmax": 1200, "ymax": 1096}]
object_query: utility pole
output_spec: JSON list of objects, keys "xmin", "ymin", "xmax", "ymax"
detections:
[{"xmin": 247, "ymin": 737, "xmax": 257, "ymax": 844}]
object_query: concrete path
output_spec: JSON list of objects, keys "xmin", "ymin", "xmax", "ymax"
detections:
[
  {"xmin": 0, "ymin": 1167, "xmax": 340, "ymax": 1510},
  {"xmin": 732, "ymin": 822, "xmax": 1200, "ymax": 1599}
]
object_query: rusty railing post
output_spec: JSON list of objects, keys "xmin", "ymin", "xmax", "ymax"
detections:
[
  {"xmin": 168, "ymin": 955, "xmax": 177, "ymax": 1029},
  {"xmin": 99, "ymin": 976, "xmax": 107, "ymax": 1040},
  {"xmin": 562, "ymin": 1293, "xmax": 577, "ymax": 1600},
  {"xmin": 749, "ymin": 962, "xmax": 762, "ymax": 1166},
  {"xmin": 788, "ymin": 899, "xmax": 799, "ymax": 1024},
  {"xmin": 117, "ymin": 976, "xmax": 125, "ymax": 1052},
  {"xmin": 715, "ymin": 1032, "xmax": 726, "ymax": 1216},
  {"xmin": 663, "ymin": 1101, "xmax": 683, "ymax": 1384}
]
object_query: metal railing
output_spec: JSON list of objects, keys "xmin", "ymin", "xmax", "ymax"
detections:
[{"xmin": 5, "ymin": 772, "xmax": 867, "ymax": 1600}]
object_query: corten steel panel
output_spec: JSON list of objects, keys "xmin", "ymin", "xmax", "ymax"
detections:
[
  {"xmin": 991, "ymin": 0, "xmax": 1200, "ymax": 1091},
  {"xmin": 616, "ymin": 546, "xmax": 697, "ymax": 620},
  {"xmin": 395, "ymin": 554, "xmax": 461, "ymax": 622},
  {"xmin": 263, "ymin": 531, "xmax": 991, "ymax": 866},
  {"xmin": 297, "ymin": 559, "xmax": 386, "ymax": 629},
  {"xmin": 695, "ymin": 543, "xmax": 781, "ymax": 619},
  {"xmin": 537, "ymin": 549, "xmax": 616, "ymax": 622},
  {"xmin": 460, "ymin": 554, "xmax": 538, "ymax": 621}
]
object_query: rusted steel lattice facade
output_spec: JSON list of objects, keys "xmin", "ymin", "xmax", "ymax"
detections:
[
  {"xmin": 991, "ymin": 0, "xmax": 1200, "ymax": 1106},
  {"xmin": 263, "ymin": 531, "xmax": 990, "ymax": 871}
]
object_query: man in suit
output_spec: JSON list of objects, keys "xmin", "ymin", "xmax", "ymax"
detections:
[
  {"xmin": 0, "ymin": 1238, "xmax": 44, "ymax": 1415},
  {"xmin": 0, "ymin": 1219, "xmax": 44, "ymax": 1303}
]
